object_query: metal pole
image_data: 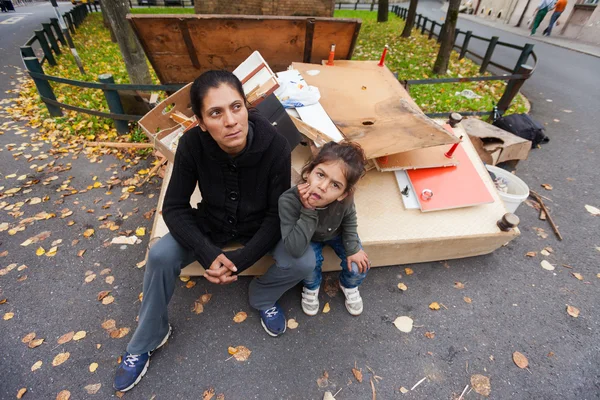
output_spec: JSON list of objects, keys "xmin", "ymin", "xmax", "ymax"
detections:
[
  {"xmin": 497, "ymin": 64, "xmax": 533, "ymax": 113},
  {"xmin": 429, "ymin": 20, "xmax": 435, "ymax": 39},
  {"xmin": 98, "ymin": 74, "xmax": 129, "ymax": 134},
  {"xmin": 65, "ymin": 12, "xmax": 76, "ymax": 34},
  {"xmin": 459, "ymin": 30, "xmax": 472, "ymax": 59},
  {"xmin": 480, "ymin": 36, "xmax": 499, "ymax": 73},
  {"xmin": 421, "ymin": 17, "xmax": 428, "ymax": 34},
  {"xmin": 42, "ymin": 23, "xmax": 61, "ymax": 55},
  {"xmin": 454, "ymin": 28, "xmax": 461, "ymax": 48},
  {"xmin": 50, "ymin": 18, "xmax": 67, "ymax": 46},
  {"xmin": 23, "ymin": 57, "xmax": 63, "ymax": 117},
  {"xmin": 51, "ymin": 0, "xmax": 85, "ymax": 75},
  {"xmin": 20, "ymin": 46, "xmax": 36, "ymax": 58},
  {"xmin": 34, "ymin": 30, "xmax": 57, "ymax": 66},
  {"xmin": 512, "ymin": 43, "xmax": 534, "ymax": 73}
]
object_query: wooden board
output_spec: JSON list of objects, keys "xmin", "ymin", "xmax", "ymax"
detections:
[
  {"xmin": 374, "ymin": 145, "xmax": 459, "ymax": 171},
  {"xmin": 461, "ymin": 118, "xmax": 531, "ymax": 165},
  {"xmin": 127, "ymin": 14, "xmax": 361, "ymax": 85},
  {"xmin": 291, "ymin": 61, "xmax": 458, "ymax": 159},
  {"xmin": 147, "ymin": 121, "xmax": 517, "ymax": 276}
]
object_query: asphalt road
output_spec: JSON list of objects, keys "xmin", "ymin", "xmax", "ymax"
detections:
[{"xmin": 1, "ymin": 3, "xmax": 599, "ymax": 400}]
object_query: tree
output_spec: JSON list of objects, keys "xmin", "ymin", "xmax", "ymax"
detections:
[
  {"xmin": 401, "ymin": 0, "xmax": 419, "ymax": 38},
  {"xmin": 432, "ymin": 0, "xmax": 461, "ymax": 75},
  {"xmin": 101, "ymin": 0, "xmax": 152, "ymax": 85},
  {"xmin": 378, "ymin": 0, "xmax": 389, "ymax": 22}
]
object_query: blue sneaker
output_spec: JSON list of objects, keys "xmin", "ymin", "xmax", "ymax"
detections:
[
  {"xmin": 259, "ymin": 303, "xmax": 286, "ymax": 337},
  {"xmin": 113, "ymin": 325, "xmax": 171, "ymax": 392}
]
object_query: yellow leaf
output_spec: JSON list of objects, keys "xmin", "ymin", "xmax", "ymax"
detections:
[
  {"xmin": 56, "ymin": 390, "xmax": 71, "ymax": 400},
  {"xmin": 429, "ymin": 302, "xmax": 441, "ymax": 310},
  {"xmin": 454, "ymin": 281, "xmax": 465, "ymax": 289},
  {"xmin": 102, "ymin": 295, "xmax": 114, "ymax": 305},
  {"xmin": 233, "ymin": 311, "xmax": 247, "ymax": 323},
  {"xmin": 566, "ymin": 305, "xmax": 580, "ymax": 317},
  {"xmin": 135, "ymin": 227, "xmax": 146, "ymax": 236},
  {"xmin": 404, "ymin": 267, "xmax": 414, "ymax": 275},
  {"xmin": 3, "ymin": 312, "xmax": 14, "ymax": 320},
  {"xmin": 525, "ymin": 251, "xmax": 537, "ymax": 257},
  {"xmin": 105, "ymin": 276, "xmax": 114, "ymax": 285},
  {"xmin": 513, "ymin": 351, "xmax": 529, "ymax": 369},
  {"xmin": 46, "ymin": 246, "xmax": 58, "ymax": 257},
  {"xmin": 93, "ymin": 181, "xmax": 101, "ymax": 188},
  {"xmin": 179, "ymin": 276, "xmax": 190, "ymax": 282},
  {"xmin": 287, "ymin": 318, "xmax": 299, "ymax": 329},
  {"xmin": 185, "ymin": 280, "xmax": 196, "ymax": 289},
  {"xmin": 230, "ymin": 345, "xmax": 251, "ymax": 361},
  {"xmin": 83, "ymin": 228, "xmax": 94, "ymax": 238},
  {"xmin": 28, "ymin": 338, "xmax": 44, "ymax": 348},
  {"xmin": 470, "ymin": 374, "xmax": 491, "ymax": 397},
  {"xmin": 31, "ymin": 360, "xmax": 43, "ymax": 371},
  {"xmin": 109, "ymin": 327, "xmax": 130, "ymax": 339},
  {"xmin": 17, "ymin": 388, "xmax": 27, "ymax": 399},
  {"xmin": 228, "ymin": 346, "xmax": 238, "ymax": 355},
  {"xmin": 73, "ymin": 331, "xmax": 86, "ymax": 341},
  {"xmin": 36, "ymin": 247, "xmax": 45, "ymax": 256},
  {"xmin": 322, "ymin": 302, "xmax": 330, "ymax": 313},
  {"xmin": 464, "ymin": 297, "xmax": 472, "ymax": 304},
  {"xmin": 84, "ymin": 383, "xmax": 101, "ymax": 395},
  {"xmin": 397, "ymin": 282, "xmax": 407, "ymax": 291},
  {"xmin": 89, "ymin": 362, "xmax": 98, "ymax": 372},
  {"xmin": 571, "ymin": 272, "xmax": 584, "ymax": 281},
  {"xmin": 352, "ymin": 367, "xmax": 363, "ymax": 383},
  {"xmin": 22, "ymin": 332, "xmax": 36, "ymax": 343},
  {"xmin": 57, "ymin": 331, "xmax": 74, "ymax": 344},
  {"xmin": 138, "ymin": 169, "xmax": 150, "ymax": 175},
  {"xmin": 52, "ymin": 352, "xmax": 70, "ymax": 366}
]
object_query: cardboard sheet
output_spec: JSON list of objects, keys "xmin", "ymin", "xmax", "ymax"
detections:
[{"xmin": 375, "ymin": 145, "xmax": 459, "ymax": 171}]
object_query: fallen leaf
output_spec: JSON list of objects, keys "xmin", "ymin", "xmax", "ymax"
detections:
[
  {"xmin": 102, "ymin": 295, "xmax": 114, "ymax": 305},
  {"xmin": 566, "ymin": 305, "xmax": 580, "ymax": 318},
  {"xmin": 84, "ymin": 274, "xmax": 96, "ymax": 283},
  {"xmin": 57, "ymin": 331, "xmax": 74, "ymax": 344},
  {"xmin": 109, "ymin": 327, "xmax": 130, "ymax": 339},
  {"xmin": 287, "ymin": 318, "xmax": 299, "ymax": 329},
  {"xmin": 17, "ymin": 274, "xmax": 28, "ymax": 282},
  {"xmin": 100, "ymin": 268, "xmax": 111, "ymax": 275},
  {"xmin": 429, "ymin": 302, "xmax": 441, "ymax": 310},
  {"xmin": 541, "ymin": 260, "xmax": 555, "ymax": 271},
  {"xmin": 36, "ymin": 247, "xmax": 45, "ymax": 256},
  {"xmin": 179, "ymin": 276, "xmax": 190, "ymax": 282},
  {"xmin": 3, "ymin": 312, "xmax": 14, "ymax": 320},
  {"xmin": 544, "ymin": 246, "xmax": 554, "ymax": 253},
  {"xmin": 571, "ymin": 272, "xmax": 584, "ymax": 281},
  {"xmin": 101, "ymin": 319, "xmax": 116, "ymax": 331},
  {"xmin": 73, "ymin": 331, "xmax": 86, "ymax": 341},
  {"xmin": 84, "ymin": 383, "xmax": 101, "ymax": 395},
  {"xmin": 323, "ymin": 392, "xmax": 335, "ymax": 400},
  {"xmin": 322, "ymin": 302, "xmax": 330, "ymax": 313},
  {"xmin": 83, "ymin": 228, "xmax": 95, "ymax": 238},
  {"xmin": 185, "ymin": 280, "xmax": 196, "ymax": 289},
  {"xmin": 97, "ymin": 291, "xmax": 110, "ymax": 301},
  {"xmin": 17, "ymin": 388, "xmax": 27, "ymax": 399},
  {"xmin": 31, "ymin": 360, "xmax": 42, "ymax": 371},
  {"xmin": 584, "ymin": 205, "xmax": 600, "ymax": 216},
  {"xmin": 397, "ymin": 282, "xmax": 407, "ymax": 291},
  {"xmin": 404, "ymin": 267, "xmax": 414, "ymax": 275},
  {"xmin": 136, "ymin": 260, "xmax": 146, "ymax": 268},
  {"xmin": 77, "ymin": 249, "xmax": 86, "ymax": 257},
  {"xmin": 216, "ymin": 394, "xmax": 224, "ymax": 400},
  {"xmin": 56, "ymin": 390, "xmax": 71, "ymax": 400},
  {"xmin": 115, "ymin": 392, "xmax": 124, "ymax": 398},
  {"xmin": 233, "ymin": 312, "xmax": 247, "ymax": 323},
  {"xmin": 52, "ymin": 352, "xmax": 70, "ymax": 366},
  {"xmin": 541, "ymin": 184, "xmax": 553, "ymax": 190},
  {"xmin": 513, "ymin": 351, "xmax": 529, "ymax": 369},
  {"xmin": 89, "ymin": 362, "xmax": 98, "ymax": 372},
  {"xmin": 230, "ymin": 345, "xmax": 251, "ymax": 361},
  {"xmin": 454, "ymin": 281, "xmax": 465, "ymax": 289},
  {"xmin": 470, "ymin": 374, "xmax": 491, "ymax": 397},
  {"xmin": 22, "ymin": 332, "xmax": 36, "ymax": 344},
  {"xmin": 540, "ymin": 249, "xmax": 550, "ymax": 256},
  {"xmin": 105, "ymin": 276, "xmax": 115, "ymax": 285},
  {"xmin": 317, "ymin": 371, "xmax": 329, "ymax": 388},
  {"xmin": 200, "ymin": 293, "xmax": 212, "ymax": 304},
  {"xmin": 135, "ymin": 227, "xmax": 146, "ymax": 236},
  {"xmin": 464, "ymin": 297, "xmax": 472, "ymax": 304},
  {"xmin": 393, "ymin": 316, "xmax": 413, "ymax": 333},
  {"xmin": 352, "ymin": 367, "xmax": 363, "ymax": 383},
  {"xmin": 424, "ymin": 331, "xmax": 435, "ymax": 339},
  {"xmin": 45, "ymin": 246, "xmax": 58, "ymax": 257},
  {"xmin": 192, "ymin": 302, "xmax": 204, "ymax": 314},
  {"xmin": 28, "ymin": 338, "xmax": 44, "ymax": 348},
  {"xmin": 202, "ymin": 388, "xmax": 215, "ymax": 400},
  {"xmin": 399, "ymin": 386, "xmax": 409, "ymax": 394}
]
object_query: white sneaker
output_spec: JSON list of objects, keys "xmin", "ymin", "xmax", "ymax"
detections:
[
  {"xmin": 339, "ymin": 282, "xmax": 363, "ymax": 316},
  {"xmin": 301, "ymin": 286, "xmax": 320, "ymax": 316}
]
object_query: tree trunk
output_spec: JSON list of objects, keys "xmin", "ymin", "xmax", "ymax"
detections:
[
  {"xmin": 100, "ymin": 3, "xmax": 117, "ymax": 43},
  {"xmin": 377, "ymin": 0, "xmax": 389, "ymax": 22},
  {"xmin": 432, "ymin": 0, "xmax": 460, "ymax": 75},
  {"xmin": 102, "ymin": 0, "xmax": 152, "ymax": 84},
  {"xmin": 401, "ymin": 0, "xmax": 419, "ymax": 37}
]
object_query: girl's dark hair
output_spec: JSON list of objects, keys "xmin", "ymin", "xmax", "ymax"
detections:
[
  {"xmin": 190, "ymin": 70, "xmax": 247, "ymax": 119},
  {"xmin": 301, "ymin": 141, "xmax": 367, "ymax": 193}
]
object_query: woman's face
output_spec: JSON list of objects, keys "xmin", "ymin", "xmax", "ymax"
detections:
[{"xmin": 198, "ymin": 83, "xmax": 249, "ymax": 155}]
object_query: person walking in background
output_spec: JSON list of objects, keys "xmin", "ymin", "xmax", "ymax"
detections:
[
  {"xmin": 543, "ymin": 0, "xmax": 567, "ymax": 36},
  {"xmin": 530, "ymin": 0, "xmax": 554, "ymax": 35}
]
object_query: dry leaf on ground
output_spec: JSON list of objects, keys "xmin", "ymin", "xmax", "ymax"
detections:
[
  {"xmin": 101, "ymin": 295, "xmax": 114, "ymax": 305},
  {"xmin": 541, "ymin": 184, "xmax": 553, "ymax": 190},
  {"xmin": 105, "ymin": 276, "xmax": 115, "ymax": 285},
  {"xmin": 397, "ymin": 282, "xmax": 407, "ymax": 291},
  {"xmin": 322, "ymin": 303, "xmax": 330, "ymax": 313},
  {"xmin": 464, "ymin": 297, "xmax": 472, "ymax": 304},
  {"xmin": 393, "ymin": 316, "xmax": 413, "ymax": 333},
  {"xmin": 109, "ymin": 327, "xmax": 130, "ymax": 339},
  {"xmin": 17, "ymin": 388, "xmax": 27, "ymax": 399},
  {"xmin": 317, "ymin": 371, "xmax": 329, "ymax": 388},
  {"xmin": 287, "ymin": 319, "xmax": 299, "ymax": 329},
  {"xmin": 454, "ymin": 281, "xmax": 465, "ymax": 289},
  {"xmin": 28, "ymin": 338, "xmax": 44, "ymax": 348},
  {"xmin": 84, "ymin": 383, "xmax": 101, "ymax": 395},
  {"xmin": 84, "ymin": 274, "xmax": 96, "ymax": 283},
  {"xmin": 526, "ymin": 251, "xmax": 537, "ymax": 257},
  {"xmin": 233, "ymin": 312, "xmax": 247, "ymax": 323},
  {"xmin": 89, "ymin": 362, "xmax": 98, "ymax": 372},
  {"xmin": 83, "ymin": 228, "xmax": 95, "ymax": 238},
  {"xmin": 97, "ymin": 291, "xmax": 110, "ymax": 301},
  {"xmin": 404, "ymin": 267, "xmax": 414, "ymax": 275},
  {"xmin": 229, "ymin": 345, "xmax": 251, "ymax": 361},
  {"xmin": 179, "ymin": 276, "xmax": 190, "ymax": 282},
  {"xmin": 584, "ymin": 205, "xmax": 600, "ymax": 216},
  {"xmin": 541, "ymin": 260, "xmax": 555, "ymax": 271},
  {"xmin": 399, "ymin": 386, "xmax": 409, "ymax": 394},
  {"xmin": 470, "ymin": 374, "xmax": 491, "ymax": 397},
  {"xmin": 352, "ymin": 367, "xmax": 363, "ymax": 383},
  {"xmin": 135, "ymin": 227, "xmax": 146, "ymax": 236},
  {"xmin": 513, "ymin": 351, "xmax": 529, "ymax": 369},
  {"xmin": 101, "ymin": 319, "xmax": 116, "ymax": 331},
  {"xmin": 22, "ymin": 332, "xmax": 36, "ymax": 343},
  {"xmin": 424, "ymin": 331, "xmax": 435, "ymax": 339},
  {"xmin": 202, "ymin": 388, "xmax": 215, "ymax": 400},
  {"xmin": 56, "ymin": 390, "xmax": 70, "ymax": 400},
  {"xmin": 185, "ymin": 280, "xmax": 196, "ymax": 289},
  {"xmin": 200, "ymin": 293, "xmax": 212, "ymax": 304},
  {"xmin": 566, "ymin": 305, "xmax": 580, "ymax": 317},
  {"xmin": 3, "ymin": 312, "xmax": 14, "ymax": 320},
  {"xmin": 31, "ymin": 360, "xmax": 42, "ymax": 371},
  {"xmin": 73, "ymin": 331, "xmax": 86, "ymax": 340},
  {"xmin": 52, "ymin": 352, "xmax": 70, "ymax": 366},
  {"xmin": 429, "ymin": 302, "xmax": 441, "ymax": 310},
  {"xmin": 192, "ymin": 301, "xmax": 204, "ymax": 314},
  {"xmin": 540, "ymin": 249, "xmax": 550, "ymax": 256},
  {"xmin": 571, "ymin": 272, "xmax": 584, "ymax": 281}
]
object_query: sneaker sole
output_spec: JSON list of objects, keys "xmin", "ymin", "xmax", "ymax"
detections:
[
  {"xmin": 344, "ymin": 302, "xmax": 363, "ymax": 316},
  {"xmin": 150, "ymin": 324, "xmax": 172, "ymax": 355},
  {"xmin": 114, "ymin": 359, "xmax": 149, "ymax": 393},
  {"xmin": 260, "ymin": 319, "xmax": 286, "ymax": 337},
  {"xmin": 302, "ymin": 304, "xmax": 319, "ymax": 316}
]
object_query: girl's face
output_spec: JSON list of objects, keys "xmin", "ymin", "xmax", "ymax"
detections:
[
  {"xmin": 198, "ymin": 83, "xmax": 248, "ymax": 155},
  {"xmin": 305, "ymin": 160, "xmax": 349, "ymax": 207}
]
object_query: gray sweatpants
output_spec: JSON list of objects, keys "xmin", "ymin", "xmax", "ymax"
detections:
[{"xmin": 127, "ymin": 233, "xmax": 314, "ymax": 355}]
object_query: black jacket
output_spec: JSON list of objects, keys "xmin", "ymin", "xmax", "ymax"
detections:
[{"xmin": 163, "ymin": 109, "xmax": 291, "ymax": 273}]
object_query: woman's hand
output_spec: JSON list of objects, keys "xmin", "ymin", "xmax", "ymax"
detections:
[
  {"xmin": 298, "ymin": 183, "xmax": 315, "ymax": 210},
  {"xmin": 347, "ymin": 249, "xmax": 370, "ymax": 274},
  {"xmin": 204, "ymin": 253, "xmax": 238, "ymax": 285}
]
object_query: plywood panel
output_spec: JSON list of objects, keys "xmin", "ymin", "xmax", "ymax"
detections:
[
  {"xmin": 311, "ymin": 21, "xmax": 357, "ymax": 63},
  {"xmin": 292, "ymin": 62, "xmax": 458, "ymax": 159},
  {"xmin": 374, "ymin": 145, "xmax": 459, "ymax": 171}
]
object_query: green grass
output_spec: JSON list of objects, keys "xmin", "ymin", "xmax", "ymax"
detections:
[
  {"xmin": 336, "ymin": 10, "xmax": 527, "ymax": 115},
  {"xmin": 129, "ymin": 7, "xmax": 194, "ymax": 14}
]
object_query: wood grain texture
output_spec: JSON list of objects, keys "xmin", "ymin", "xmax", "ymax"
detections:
[{"xmin": 374, "ymin": 145, "xmax": 459, "ymax": 171}]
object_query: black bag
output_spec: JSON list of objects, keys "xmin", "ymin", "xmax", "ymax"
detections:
[{"xmin": 493, "ymin": 114, "xmax": 549, "ymax": 148}]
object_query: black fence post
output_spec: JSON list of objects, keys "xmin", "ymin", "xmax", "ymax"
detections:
[
  {"xmin": 20, "ymin": 46, "xmax": 36, "ymax": 58},
  {"xmin": 94, "ymin": 1, "xmax": 98, "ymax": 11},
  {"xmin": 354, "ymin": 1, "xmax": 358, "ymax": 10},
  {"xmin": 370, "ymin": 0, "xmax": 374, "ymax": 11},
  {"xmin": 65, "ymin": 13, "xmax": 76, "ymax": 34},
  {"xmin": 459, "ymin": 30, "xmax": 472, "ymax": 59},
  {"xmin": 480, "ymin": 36, "xmax": 499, "ymax": 73},
  {"xmin": 454, "ymin": 28, "xmax": 461, "ymax": 48},
  {"xmin": 429, "ymin": 20, "xmax": 435, "ymax": 39},
  {"xmin": 50, "ymin": 18, "xmax": 67, "ymax": 46},
  {"xmin": 421, "ymin": 17, "xmax": 428, "ymax": 34},
  {"xmin": 338, "ymin": 2, "xmax": 342, "ymax": 10},
  {"xmin": 98, "ymin": 74, "xmax": 129, "ymax": 134},
  {"xmin": 417, "ymin": 14, "xmax": 422, "ymax": 29},
  {"xmin": 437, "ymin": 23, "xmax": 444, "ymax": 43},
  {"xmin": 34, "ymin": 30, "xmax": 57, "ymax": 66},
  {"xmin": 497, "ymin": 64, "xmax": 533, "ymax": 113},
  {"xmin": 512, "ymin": 43, "xmax": 534, "ymax": 73},
  {"xmin": 23, "ymin": 57, "xmax": 63, "ymax": 117},
  {"xmin": 42, "ymin": 23, "xmax": 61, "ymax": 55}
]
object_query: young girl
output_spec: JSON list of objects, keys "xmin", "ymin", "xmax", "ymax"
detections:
[{"xmin": 279, "ymin": 141, "xmax": 370, "ymax": 316}]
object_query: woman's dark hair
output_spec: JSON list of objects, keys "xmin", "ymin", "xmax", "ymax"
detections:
[
  {"xmin": 300, "ymin": 141, "xmax": 367, "ymax": 193},
  {"xmin": 190, "ymin": 70, "xmax": 247, "ymax": 119}
]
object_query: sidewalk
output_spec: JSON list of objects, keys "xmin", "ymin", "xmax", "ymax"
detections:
[{"xmin": 457, "ymin": 12, "xmax": 600, "ymax": 58}]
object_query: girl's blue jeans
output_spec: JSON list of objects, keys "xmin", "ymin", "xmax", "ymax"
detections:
[{"xmin": 303, "ymin": 235, "xmax": 368, "ymax": 290}]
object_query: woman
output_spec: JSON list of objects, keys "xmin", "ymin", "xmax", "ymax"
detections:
[{"xmin": 114, "ymin": 70, "xmax": 292, "ymax": 392}]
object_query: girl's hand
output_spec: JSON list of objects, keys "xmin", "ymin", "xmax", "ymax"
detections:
[
  {"xmin": 298, "ymin": 183, "xmax": 315, "ymax": 210},
  {"xmin": 347, "ymin": 249, "xmax": 370, "ymax": 274}
]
